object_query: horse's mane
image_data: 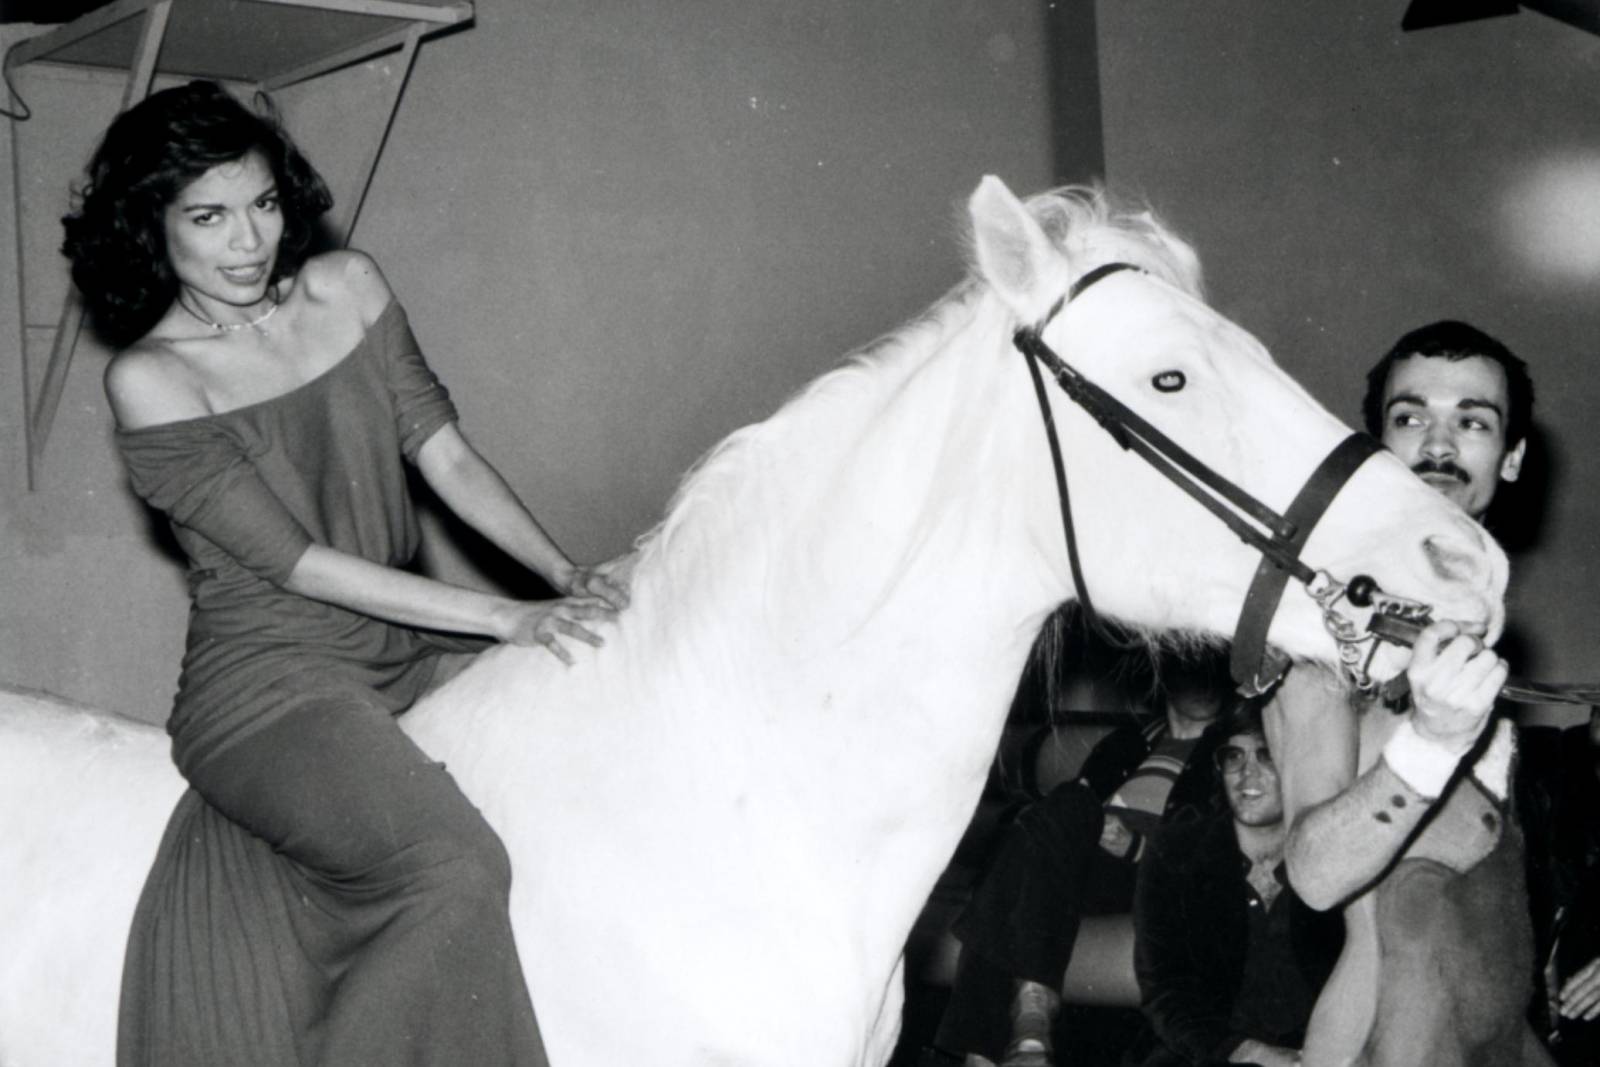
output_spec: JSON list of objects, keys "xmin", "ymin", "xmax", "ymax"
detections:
[
  {"xmin": 628, "ymin": 185, "xmax": 1207, "ymax": 644},
  {"xmin": 977, "ymin": 185, "xmax": 1206, "ymax": 305}
]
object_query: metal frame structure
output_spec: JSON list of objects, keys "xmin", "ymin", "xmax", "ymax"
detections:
[{"xmin": 5, "ymin": 0, "xmax": 473, "ymax": 489}]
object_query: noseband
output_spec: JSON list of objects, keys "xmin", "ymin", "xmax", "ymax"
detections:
[{"xmin": 1012, "ymin": 262, "xmax": 1430, "ymax": 695}]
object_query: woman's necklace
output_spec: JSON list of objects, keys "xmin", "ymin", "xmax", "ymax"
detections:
[{"xmin": 177, "ymin": 291, "xmax": 280, "ymax": 335}]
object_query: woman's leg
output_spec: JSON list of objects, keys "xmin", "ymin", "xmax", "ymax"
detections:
[{"xmin": 183, "ymin": 691, "xmax": 546, "ymax": 1066}]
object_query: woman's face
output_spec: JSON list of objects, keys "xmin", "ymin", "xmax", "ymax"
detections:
[{"xmin": 162, "ymin": 149, "xmax": 284, "ymax": 315}]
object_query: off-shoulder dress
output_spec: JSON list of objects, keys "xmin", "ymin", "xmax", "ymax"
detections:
[{"xmin": 113, "ymin": 301, "xmax": 547, "ymax": 1066}]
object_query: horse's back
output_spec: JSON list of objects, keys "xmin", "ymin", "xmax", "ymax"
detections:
[
  {"xmin": 404, "ymin": 647, "xmax": 913, "ymax": 1066},
  {"xmin": 0, "ymin": 686, "xmax": 181, "ymax": 1067}
]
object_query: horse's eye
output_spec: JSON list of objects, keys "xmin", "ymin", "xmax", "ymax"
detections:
[{"xmin": 1152, "ymin": 370, "xmax": 1186, "ymax": 393}]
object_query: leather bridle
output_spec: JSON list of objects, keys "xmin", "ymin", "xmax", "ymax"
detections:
[
  {"xmin": 1012, "ymin": 262, "xmax": 1432, "ymax": 696},
  {"xmin": 1013, "ymin": 262, "xmax": 1600, "ymax": 707},
  {"xmin": 1009, "ymin": 259, "xmax": 1600, "ymax": 898}
]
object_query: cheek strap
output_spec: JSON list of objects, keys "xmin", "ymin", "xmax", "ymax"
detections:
[{"xmin": 1229, "ymin": 433, "xmax": 1382, "ymax": 694}]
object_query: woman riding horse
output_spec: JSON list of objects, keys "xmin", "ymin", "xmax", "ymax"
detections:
[
  {"xmin": 9, "ymin": 174, "xmax": 1514, "ymax": 1065},
  {"xmin": 62, "ymin": 80, "xmax": 627, "ymax": 1065}
]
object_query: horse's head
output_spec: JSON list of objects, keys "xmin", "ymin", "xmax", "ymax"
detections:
[{"xmin": 969, "ymin": 176, "xmax": 1507, "ymax": 681}]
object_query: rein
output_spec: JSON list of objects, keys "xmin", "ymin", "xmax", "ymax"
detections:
[{"xmin": 1012, "ymin": 262, "xmax": 1600, "ymax": 707}]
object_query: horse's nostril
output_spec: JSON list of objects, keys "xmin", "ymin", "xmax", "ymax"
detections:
[{"xmin": 1423, "ymin": 535, "xmax": 1485, "ymax": 584}]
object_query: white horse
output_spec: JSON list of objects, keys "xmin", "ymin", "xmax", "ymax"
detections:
[{"xmin": 0, "ymin": 177, "xmax": 1506, "ymax": 1066}]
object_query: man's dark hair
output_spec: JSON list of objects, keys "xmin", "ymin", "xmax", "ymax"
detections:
[
  {"xmin": 1361, "ymin": 320, "xmax": 1534, "ymax": 447},
  {"xmin": 1213, "ymin": 693, "xmax": 1266, "ymax": 744}
]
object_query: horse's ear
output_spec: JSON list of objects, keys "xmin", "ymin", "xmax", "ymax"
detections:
[{"xmin": 969, "ymin": 175, "xmax": 1068, "ymax": 324}]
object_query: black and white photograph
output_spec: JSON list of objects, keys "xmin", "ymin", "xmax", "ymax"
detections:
[{"xmin": 1, "ymin": 3, "xmax": 1598, "ymax": 1065}]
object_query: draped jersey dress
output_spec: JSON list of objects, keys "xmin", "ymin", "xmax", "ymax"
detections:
[{"xmin": 113, "ymin": 300, "xmax": 546, "ymax": 1065}]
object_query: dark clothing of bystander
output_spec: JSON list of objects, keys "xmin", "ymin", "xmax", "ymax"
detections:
[
  {"xmin": 1126, "ymin": 810, "xmax": 1344, "ymax": 1067},
  {"xmin": 1519, "ymin": 723, "xmax": 1600, "ymax": 1067},
  {"xmin": 933, "ymin": 718, "xmax": 1222, "ymax": 1061}
]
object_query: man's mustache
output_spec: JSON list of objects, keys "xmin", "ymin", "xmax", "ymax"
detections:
[{"xmin": 1412, "ymin": 458, "xmax": 1471, "ymax": 485}]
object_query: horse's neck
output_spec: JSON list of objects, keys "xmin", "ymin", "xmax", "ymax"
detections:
[
  {"xmin": 605, "ymin": 295, "xmax": 1065, "ymax": 895},
  {"xmin": 415, "ymin": 295, "xmax": 1067, "ymax": 967},
  {"xmin": 630, "ymin": 292, "xmax": 1060, "ymax": 744}
]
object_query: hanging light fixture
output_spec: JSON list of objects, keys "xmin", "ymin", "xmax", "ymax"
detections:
[{"xmin": 1402, "ymin": 0, "xmax": 1600, "ymax": 36}]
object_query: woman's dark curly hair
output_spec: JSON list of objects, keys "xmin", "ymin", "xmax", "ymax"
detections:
[{"xmin": 60, "ymin": 80, "xmax": 333, "ymax": 347}]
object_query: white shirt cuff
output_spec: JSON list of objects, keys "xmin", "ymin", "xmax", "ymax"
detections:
[{"xmin": 1382, "ymin": 718, "xmax": 1462, "ymax": 798}]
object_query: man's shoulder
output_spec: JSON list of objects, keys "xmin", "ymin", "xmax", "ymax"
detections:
[
  {"xmin": 1080, "ymin": 716, "xmax": 1164, "ymax": 790},
  {"xmin": 1086, "ymin": 714, "xmax": 1165, "ymax": 751}
]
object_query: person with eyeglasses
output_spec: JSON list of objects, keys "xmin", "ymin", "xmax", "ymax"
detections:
[
  {"xmin": 61, "ymin": 81, "xmax": 630, "ymax": 1066},
  {"xmin": 1127, "ymin": 699, "xmax": 1344, "ymax": 1067}
]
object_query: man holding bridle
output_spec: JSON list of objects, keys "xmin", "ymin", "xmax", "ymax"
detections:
[{"xmin": 1267, "ymin": 320, "xmax": 1553, "ymax": 1066}]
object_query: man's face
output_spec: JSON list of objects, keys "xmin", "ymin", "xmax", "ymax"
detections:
[
  {"xmin": 1217, "ymin": 732, "xmax": 1283, "ymax": 828},
  {"xmin": 1377, "ymin": 354, "xmax": 1525, "ymax": 521}
]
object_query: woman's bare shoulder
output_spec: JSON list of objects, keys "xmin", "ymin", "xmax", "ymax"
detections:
[
  {"xmin": 103, "ymin": 342, "xmax": 208, "ymax": 430},
  {"xmin": 295, "ymin": 250, "xmax": 395, "ymax": 325}
]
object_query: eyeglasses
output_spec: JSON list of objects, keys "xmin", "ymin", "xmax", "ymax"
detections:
[{"xmin": 1213, "ymin": 742, "xmax": 1274, "ymax": 775}]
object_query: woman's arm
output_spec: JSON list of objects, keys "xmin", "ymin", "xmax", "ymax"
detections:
[
  {"xmin": 283, "ymin": 544, "xmax": 615, "ymax": 663},
  {"xmin": 332, "ymin": 250, "xmax": 630, "ymax": 642},
  {"xmin": 413, "ymin": 422, "xmax": 629, "ymax": 609},
  {"xmin": 327, "ymin": 250, "xmax": 629, "ymax": 609}
]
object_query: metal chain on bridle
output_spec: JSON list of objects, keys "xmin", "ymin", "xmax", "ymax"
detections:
[{"xmin": 1013, "ymin": 261, "xmax": 1600, "ymax": 709}]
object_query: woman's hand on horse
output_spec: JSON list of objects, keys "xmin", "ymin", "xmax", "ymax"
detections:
[
  {"xmin": 492, "ymin": 598, "xmax": 618, "ymax": 665},
  {"xmin": 558, "ymin": 559, "xmax": 632, "ymax": 611},
  {"xmin": 1406, "ymin": 620, "xmax": 1506, "ymax": 754}
]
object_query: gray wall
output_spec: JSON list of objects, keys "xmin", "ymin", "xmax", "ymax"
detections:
[
  {"xmin": 1095, "ymin": 4, "xmax": 1600, "ymax": 704},
  {"xmin": 1, "ymin": 2, "xmax": 1056, "ymax": 722}
]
